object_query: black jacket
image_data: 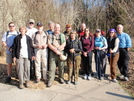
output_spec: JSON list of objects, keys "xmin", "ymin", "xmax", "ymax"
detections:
[
  {"xmin": 12, "ymin": 34, "xmax": 35, "ymax": 60},
  {"xmin": 65, "ymin": 38, "xmax": 82, "ymax": 57}
]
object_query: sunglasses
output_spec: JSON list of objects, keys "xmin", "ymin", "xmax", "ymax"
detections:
[
  {"xmin": 9, "ymin": 26, "xmax": 15, "ymax": 27},
  {"xmin": 109, "ymin": 32, "xmax": 114, "ymax": 33},
  {"xmin": 29, "ymin": 22, "xmax": 34, "ymax": 24}
]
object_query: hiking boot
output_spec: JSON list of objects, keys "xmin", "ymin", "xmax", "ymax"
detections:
[
  {"xmin": 83, "ymin": 74, "xmax": 87, "ymax": 80},
  {"xmin": 87, "ymin": 74, "xmax": 91, "ymax": 80},
  {"xmin": 118, "ymin": 75, "xmax": 124, "ymax": 79},
  {"xmin": 112, "ymin": 79, "xmax": 118, "ymax": 83},
  {"xmin": 19, "ymin": 85, "xmax": 24, "ymax": 89},
  {"xmin": 25, "ymin": 81, "xmax": 30, "ymax": 88},
  {"xmin": 44, "ymin": 79, "xmax": 48, "ymax": 84},
  {"xmin": 74, "ymin": 82, "xmax": 78, "ymax": 85},
  {"xmin": 5, "ymin": 76, "xmax": 11, "ymax": 83},
  {"xmin": 59, "ymin": 78, "xmax": 64, "ymax": 84},
  {"xmin": 47, "ymin": 82, "xmax": 52, "ymax": 87},
  {"xmin": 124, "ymin": 77, "xmax": 129, "ymax": 81}
]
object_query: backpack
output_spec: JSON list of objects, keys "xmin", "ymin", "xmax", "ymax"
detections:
[{"xmin": 6, "ymin": 31, "xmax": 19, "ymax": 41}]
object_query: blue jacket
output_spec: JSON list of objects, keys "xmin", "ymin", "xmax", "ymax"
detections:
[{"xmin": 117, "ymin": 32, "xmax": 132, "ymax": 48}]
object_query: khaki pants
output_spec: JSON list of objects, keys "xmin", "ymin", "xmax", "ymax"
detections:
[
  {"xmin": 34, "ymin": 48, "xmax": 48, "ymax": 80},
  {"xmin": 108, "ymin": 53, "xmax": 119, "ymax": 79},
  {"xmin": 48, "ymin": 51, "xmax": 65, "ymax": 82},
  {"xmin": 67, "ymin": 55, "xmax": 81, "ymax": 81},
  {"xmin": 16, "ymin": 57, "xmax": 30, "ymax": 85}
]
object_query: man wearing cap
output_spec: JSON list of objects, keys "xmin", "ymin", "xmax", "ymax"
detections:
[
  {"xmin": 47, "ymin": 23, "xmax": 66, "ymax": 87},
  {"xmin": 26, "ymin": 19, "xmax": 38, "ymax": 79},
  {"xmin": 116, "ymin": 24, "xmax": 132, "ymax": 81},
  {"xmin": 63, "ymin": 24, "xmax": 72, "ymax": 40},
  {"xmin": 32, "ymin": 23, "xmax": 48, "ymax": 83}
]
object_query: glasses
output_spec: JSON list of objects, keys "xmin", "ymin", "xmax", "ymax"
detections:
[
  {"xmin": 9, "ymin": 26, "xmax": 15, "ymax": 27},
  {"xmin": 29, "ymin": 22, "xmax": 34, "ymax": 24},
  {"xmin": 109, "ymin": 32, "xmax": 114, "ymax": 33},
  {"xmin": 85, "ymin": 30, "xmax": 89, "ymax": 32}
]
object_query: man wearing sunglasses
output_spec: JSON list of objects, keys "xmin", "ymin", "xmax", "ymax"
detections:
[{"xmin": 2, "ymin": 22, "xmax": 19, "ymax": 83}]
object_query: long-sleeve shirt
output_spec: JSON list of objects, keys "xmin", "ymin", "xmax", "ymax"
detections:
[
  {"xmin": 117, "ymin": 32, "xmax": 132, "ymax": 48},
  {"xmin": 81, "ymin": 36, "xmax": 94, "ymax": 52}
]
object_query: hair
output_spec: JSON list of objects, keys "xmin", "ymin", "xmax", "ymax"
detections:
[
  {"xmin": 8, "ymin": 22, "xmax": 15, "ymax": 27},
  {"xmin": 19, "ymin": 26, "xmax": 28, "ymax": 33},
  {"xmin": 117, "ymin": 24, "xmax": 124, "ymax": 29},
  {"xmin": 107, "ymin": 31, "xmax": 117, "ymax": 38},
  {"xmin": 48, "ymin": 21, "xmax": 54, "ymax": 26},
  {"xmin": 70, "ymin": 30, "xmax": 77, "ymax": 35}
]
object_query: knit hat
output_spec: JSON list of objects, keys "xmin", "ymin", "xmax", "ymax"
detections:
[{"xmin": 108, "ymin": 29, "xmax": 116, "ymax": 33}]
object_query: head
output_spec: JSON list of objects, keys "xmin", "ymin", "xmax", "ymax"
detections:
[
  {"xmin": 117, "ymin": 24, "xmax": 123, "ymax": 34},
  {"xmin": 95, "ymin": 29, "xmax": 101, "ymax": 37},
  {"xmin": 54, "ymin": 23, "xmax": 60, "ymax": 34},
  {"xmin": 19, "ymin": 26, "xmax": 27, "ymax": 35},
  {"xmin": 28, "ymin": 19, "xmax": 35, "ymax": 29},
  {"xmin": 108, "ymin": 29, "xmax": 116, "ymax": 38},
  {"xmin": 70, "ymin": 30, "xmax": 77, "ymax": 40},
  {"xmin": 80, "ymin": 23, "xmax": 86, "ymax": 31},
  {"xmin": 84, "ymin": 28, "xmax": 90, "ymax": 36},
  {"xmin": 8, "ymin": 22, "xmax": 16, "ymax": 32},
  {"xmin": 65, "ymin": 24, "xmax": 72, "ymax": 32},
  {"xmin": 36, "ymin": 22, "xmax": 43, "ymax": 32},
  {"xmin": 48, "ymin": 21, "xmax": 54, "ymax": 31}
]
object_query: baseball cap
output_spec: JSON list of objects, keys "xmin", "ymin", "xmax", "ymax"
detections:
[
  {"xmin": 29, "ymin": 19, "xmax": 35, "ymax": 23},
  {"xmin": 108, "ymin": 29, "xmax": 116, "ymax": 33},
  {"xmin": 96, "ymin": 29, "xmax": 101, "ymax": 32},
  {"xmin": 37, "ymin": 22, "xmax": 43, "ymax": 26},
  {"xmin": 66, "ymin": 24, "xmax": 72, "ymax": 28}
]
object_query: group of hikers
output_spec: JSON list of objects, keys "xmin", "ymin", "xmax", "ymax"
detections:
[{"xmin": 1, "ymin": 19, "xmax": 132, "ymax": 89}]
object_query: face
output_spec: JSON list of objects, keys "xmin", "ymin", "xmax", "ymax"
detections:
[
  {"xmin": 20, "ymin": 28, "xmax": 26, "ymax": 35},
  {"xmin": 28, "ymin": 22, "xmax": 34, "ymax": 28},
  {"xmin": 49, "ymin": 23, "xmax": 54, "ymax": 31},
  {"xmin": 85, "ymin": 29, "xmax": 90, "ymax": 36},
  {"xmin": 95, "ymin": 31, "xmax": 101, "ymax": 37},
  {"xmin": 9, "ymin": 23, "xmax": 16, "ymax": 31},
  {"xmin": 117, "ymin": 25, "xmax": 123, "ymax": 34},
  {"xmin": 81, "ymin": 24, "xmax": 86, "ymax": 31},
  {"xmin": 70, "ymin": 33, "xmax": 76, "ymax": 39},
  {"xmin": 109, "ymin": 31, "xmax": 115, "ymax": 37},
  {"xmin": 54, "ymin": 24, "xmax": 60, "ymax": 34},
  {"xmin": 37, "ymin": 26, "xmax": 43, "ymax": 31},
  {"xmin": 66, "ymin": 27, "xmax": 72, "ymax": 32}
]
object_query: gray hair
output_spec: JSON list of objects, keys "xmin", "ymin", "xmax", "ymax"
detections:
[{"xmin": 117, "ymin": 24, "xmax": 124, "ymax": 29}]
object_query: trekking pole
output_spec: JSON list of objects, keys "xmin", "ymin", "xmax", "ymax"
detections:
[{"xmin": 109, "ymin": 49, "xmax": 112, "ymax": 83}]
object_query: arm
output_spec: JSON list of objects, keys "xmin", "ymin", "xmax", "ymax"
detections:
[
  {"xmin": 111, "ymin": 38, "xmax": 119, "ymax": 53},
  {"xmin": 87, "ymin": 36, "xmax": 94, "ymax": 52},
  {"xmin": 126, "ymin": 34, "xmax": 132, "ymax": 49},
  {"xmin": 101, "ymin": 37, "xmax": 108, "ymax": 50}
]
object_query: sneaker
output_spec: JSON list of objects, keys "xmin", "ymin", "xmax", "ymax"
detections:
[
  {"xmin": 124, "ymin": 77, "xmax": 129, "ymax": 81},
  {"xmin": 87, "ymin": 74, "xmax": 91, "ymax": 80},
  {"xmin": 25, "ymin": 81, "xmax": 30, "ymax": 88},
  {"xmin": 113, "ymin": 79, "xmax": 118, "ymax": 83},
  {"xmin": 118, "ymin": 75, "xmax": 124, "ymax": 79},
  {"xmin": 74, "ymin": 82, "xmax": 78, "ymax": 85},
  {"xmin": 19, "ymin": 85, "xmax": 24, "ymax": 89},
  {"xmin": 67, "ymin": 81, "xmax": 71, "ymax": 84},
  {"xmin": 47, "ymin": 82, "xmax": 52, "ymax": 87},
  {"xmin": 59, "ymin": 78, "xmax": 64, "ymax": 84},
  {"xmin": 83, "ymin": 74, "xmax": 87, "ymax": 80},
  {"xmin": 5, "ymin": 76, "xmax": 11, "ymax": 83}
]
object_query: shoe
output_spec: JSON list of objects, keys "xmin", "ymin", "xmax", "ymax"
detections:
[
  {"xmin": 74, "ymin": 82, "xmax": 78, "ymax": 85},
  {"xmin": 83, "ymin": 74, "xmax": 87, "ymax": 80},
  {"xmin": 59, "ymin": 78, "xmax": 64, "ymax": 84},
  {"xmin": 44, "ymin": 79, "xmax": 48, "ymax": 84},
  {"xmin": 124, "ymin": 77, "xmax": 129, "ymax": 81},
  {"xmin": 5, "ymin": 76, "xmax": 11, "ymax": 83},
  {"xmin": 67, "ymin": 81, "xmax": 71, "ymax": 84},
  {"xmin": 35, "ymin": 79, "xmax": 40, "ymax": 83},
  {"xmin": 19, "ymin": 85, "xmax": 24, "ymax": 89},
  {"xmin": 118, "ymin": 75, "xmax": 124, "ymax": 79},
  {"xmin": 100, "ymin": 77, "xmax": 104, "ymax": 80},
  {"xmin": 25, "ymin": 81, "xmax": 30, "ymax": 88},
  {"xmin": 112, "ymin": 79, "xmax": 118, "ymax": 83},
  {"xmin": 47, "ymin": 82, "xmax": 52, "ymax": 87},
  {"xmin": 87, "ymin": 74, "xmax": 91, "ymax": 80}
]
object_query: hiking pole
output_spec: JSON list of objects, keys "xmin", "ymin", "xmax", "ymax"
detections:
[{"xmin": 109, "ymin": 49, "xmax": 112, "ymax": 83}]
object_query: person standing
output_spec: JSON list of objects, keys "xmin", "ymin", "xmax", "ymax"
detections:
[
  {"xmin": 65, "ymin": 31, "xmax": 82, "ymax": 85},
  {"xmin": 116, "ymin": 24, "xmax": 132, "ymax": 81},
  {"xmin": 107, "ymin": 29, "xmax": 119, "ymax": 83},
  {"xmin": 47, "ymin": 21, "xmax": 55, "ymax": 34},
  {"xmin": 94, "ymin": 29, "xmax": 108, "ymax": 80},
  {"xmin": 77, "ymin": 23, "xmax": 86, "ymax": 40},
  {"xmin": 32, "ymin": 23, "xmax": 48, "ymax": 83},
  {"xmin": 47, "ymin": 24, "xmax": 66, "ymax": 87},
  {"xmin": 81, "ymin": 28, "xmax": 94, "ymax": 80},
  {"xmin": 12, "ymin": 26, "xmax": 35, "ymax": 89},
  {"xmin": 63, "ymin": 24, "xmax": 72, "ymax": 40},
  {"xmin": 26, "ymin": 19, "xmax": 38, "ymax": 79},
  {"xmin": 2, "ymin": 22, "xmax": 19, "ymax": 83}
]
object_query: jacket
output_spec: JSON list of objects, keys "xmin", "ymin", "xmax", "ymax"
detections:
[{"xmin": 12, "ymin": 34, "xmax": 35, "ymax": 60}]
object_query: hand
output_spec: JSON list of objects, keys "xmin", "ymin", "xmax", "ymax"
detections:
[
  {"xmin": 9, "ymin": 48, "xmax": 12, "ymax": 52},
  {"xmin": 69, "ymin": 48, "xmax": 75, "ymax": 53},
  {"xmin": 42, "ymin": 44, "xmax": 47, "ymax": 49},
  {"xmin": 55, "ymin": 50, "xmax": 61, "ymax": 55},
  {"xmin": 13, "ymin": 57, "xmax": 16, "ymax": 64},
  {"xmin": 83, "ymin": 52, "xmax": 87, "ymax": 57},
  {"xmin": 32, "ymin": 56, "xmax": 35, "ymax": 60},
  {"xmin": 95, "ymin": 47, "xmax": 101, "ymax": 50},
  {"xmin": 36, "ymin": 45, "xmax": 42, "ymax": 49}
]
